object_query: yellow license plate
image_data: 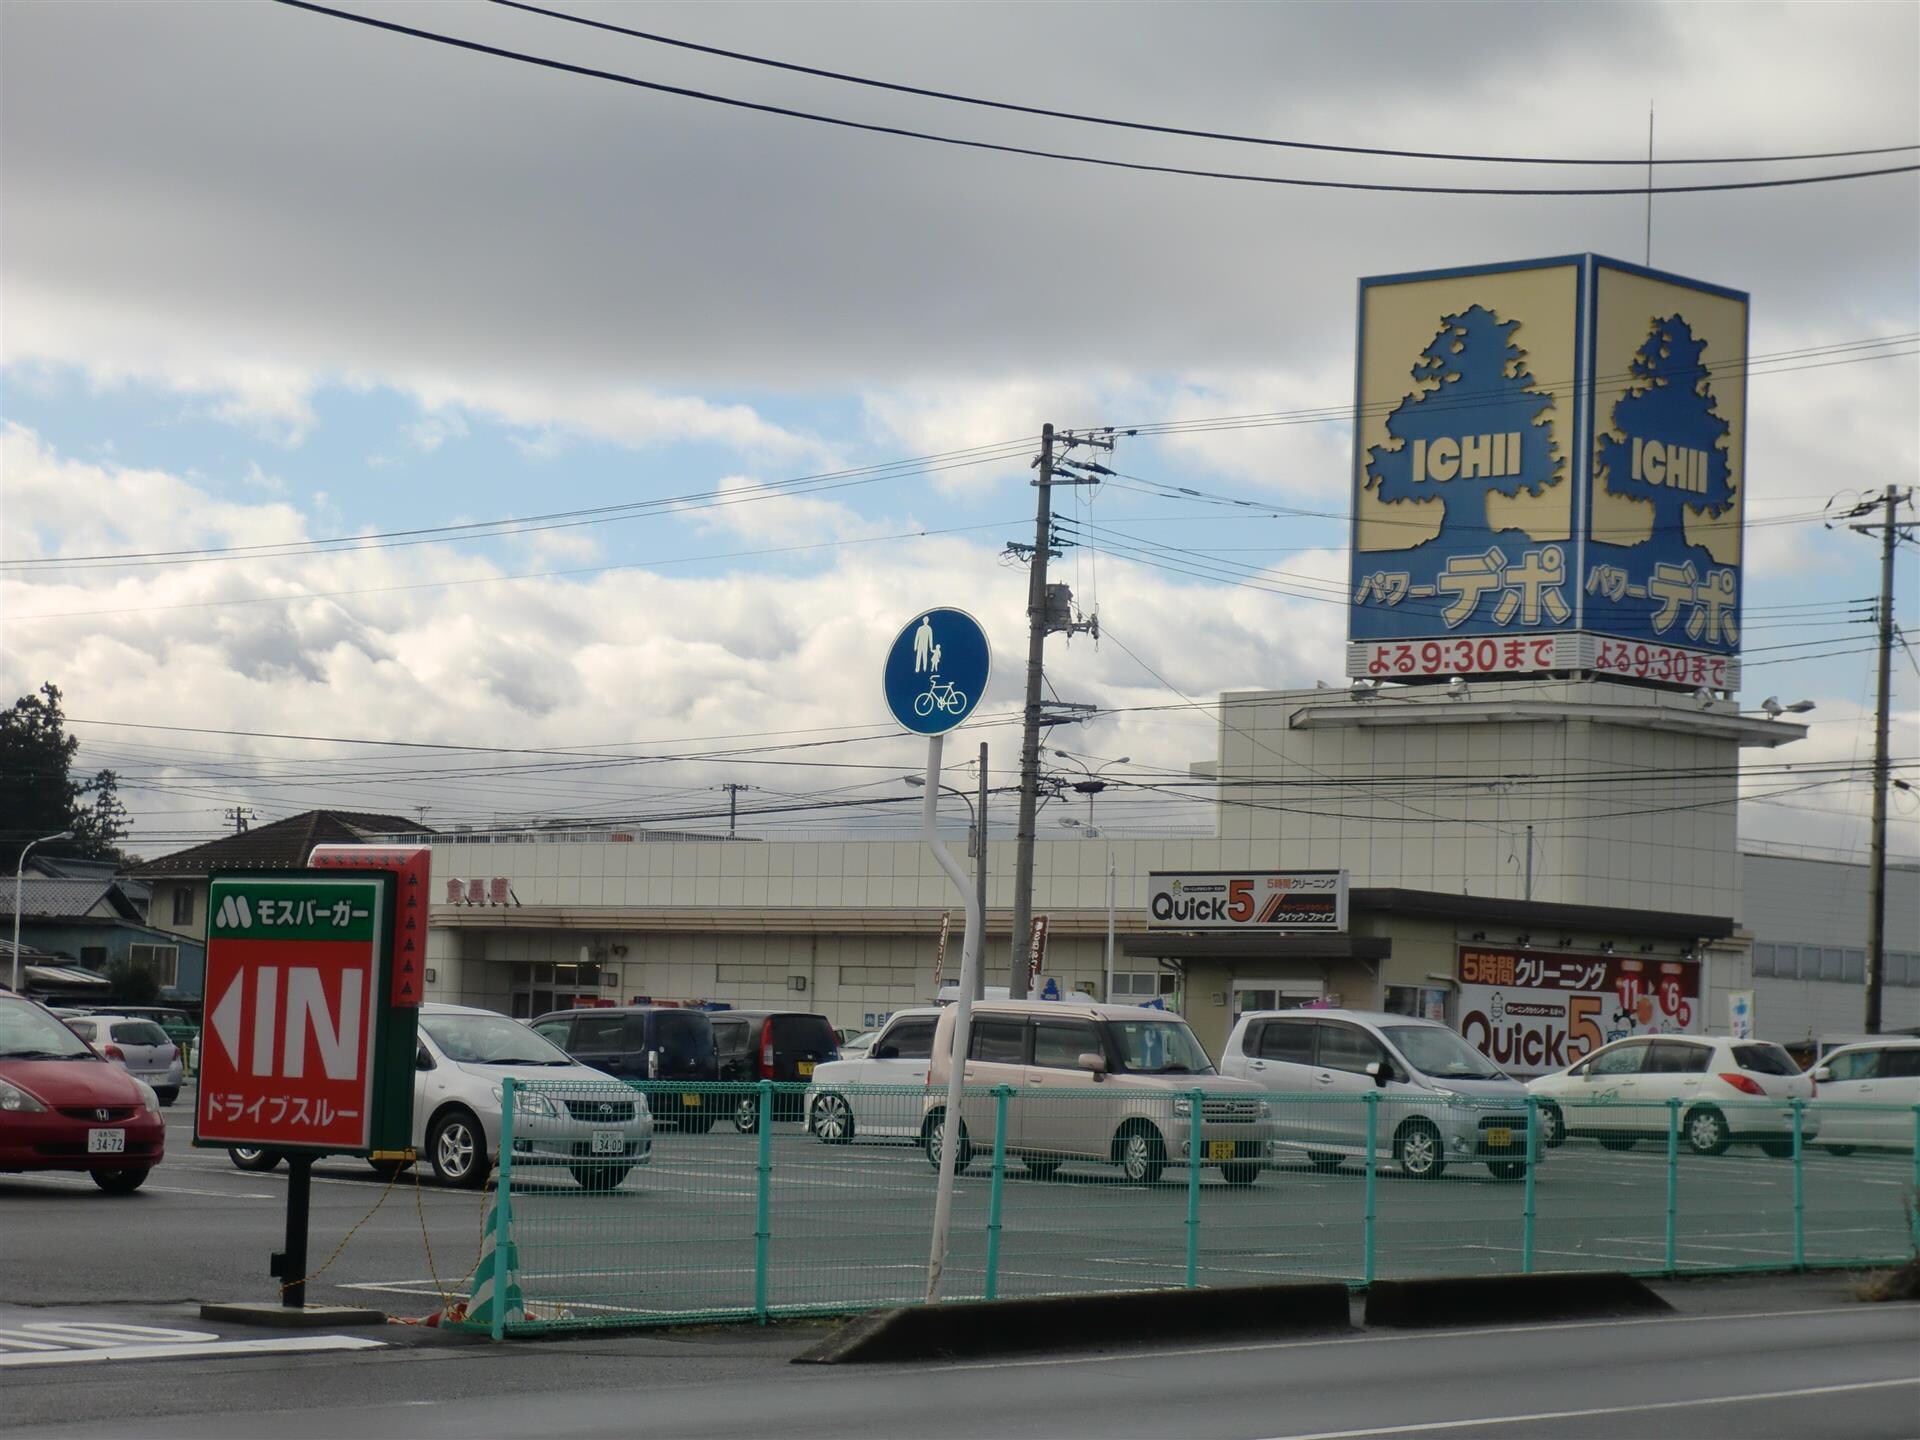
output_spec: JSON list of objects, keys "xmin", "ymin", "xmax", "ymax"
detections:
[
  {"xmin": 797, "ymin": 1061, "xmax": 815, "ymax": 1078},
  {"xmin": 1487, "ymin": 1127, "xmax": 1513, "ymax": 1147},
  {"xmin": 681, "ymin": 1093, "xmax": 702, "ymax": 1107},
  {"xmin": 1206, "ymin": 1140, "xmax": 1235, "ymax": 1161}
]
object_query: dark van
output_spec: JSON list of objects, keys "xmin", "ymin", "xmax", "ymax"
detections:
[
  {"xmin": 711, "ymin": 1010, "xmax": 840, "ymax": 1132},
  {"xmin": 530, "ymin": 1006, "xmax": 720, "ymax": 1132}
]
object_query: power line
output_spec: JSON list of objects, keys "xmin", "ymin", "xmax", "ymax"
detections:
[
  {"xmin": 270, "ymin": 2, "xmax": 1920, "ymax": 197},
  {"xmin": 485, "ymin": 0, "xmax": 1920, "ymax": 169}
]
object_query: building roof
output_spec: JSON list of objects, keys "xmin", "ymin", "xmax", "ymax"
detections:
[
  {"xmin": 0, "ymin": 877, "xmax": 146, "ymax": 923},
  {"xmin": 128, "ymin": 810, "xmax": 429, "ymax": 879}
]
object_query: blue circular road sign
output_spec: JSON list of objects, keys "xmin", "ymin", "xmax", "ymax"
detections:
[{"xmin": 883, "ymin": 608, "xmax": 992, "ymax": 736}]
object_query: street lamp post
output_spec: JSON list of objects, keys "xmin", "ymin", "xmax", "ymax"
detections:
[
  {"xmin": 1051, "ymin": 751, "xmax": 1130, "ymax": 831},
  {"xmin": 11, "ymin": 830, "xmax": 73, "ymax": 993},
  {"xmin": 906, "ymin": 749, "xmax": 989, "ymax": 1000}
]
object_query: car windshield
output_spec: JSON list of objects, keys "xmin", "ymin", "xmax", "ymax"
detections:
[
  {"xmin": 1104, "ymin": 1019, "xmax": 1216, "ymax": 1075},
  {"xmin": 422, "ymin": 1013, "xmax": 573, "ymax": 1065},
  {"xmin": 0, "ymin": 999, "xmax": 97, "ymax": 1060},
  {"xmin": 1383, "ymin": 1025, "xmax": 1509, "ymax": 1080}
]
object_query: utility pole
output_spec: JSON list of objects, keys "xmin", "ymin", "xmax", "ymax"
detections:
[
  {"xmin": 224, "ymin": 806, "xmax": 253, "ymax": 834},
  {"xmin": 976, "ymin": 741, "xmax": 989, "ymax": 1002},
  {"xmin": 1005, "ymin": 424, "xmax": 1109, "ymax": 997},
  {"xmin": 1844, "ymin": 485, "xmax": 1914, "ymax": 1033},
  {"xmin": 718, "ymin": 783, "xmax": 753, "ymax": 840}
]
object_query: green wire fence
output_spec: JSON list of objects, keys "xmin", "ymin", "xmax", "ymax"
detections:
[{"xmin": 467, "ymin": 1080, "xmax": 1920, "ymax": 1338}]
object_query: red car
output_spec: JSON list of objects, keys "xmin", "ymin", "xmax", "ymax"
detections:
[{"xmin": 1, "ymin": 992, "xmax": 166, "ymax": 1193}]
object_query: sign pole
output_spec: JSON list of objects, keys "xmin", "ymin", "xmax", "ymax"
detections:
[
  {"xmin": 925, "ymin": 732, "xmax": 984, "ymax": 1302},
  {"xmin": 275, "ymin": 1155, "xmax": 315, "ymax": 1309}
]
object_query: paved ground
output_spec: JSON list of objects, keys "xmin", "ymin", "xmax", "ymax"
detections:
[
  {"xmin": 4, "ymin": 1084, "xmax": 1914, "ymax": 1326},
  {"xmin": 3, "ymin": 1277, "xmax": 1915, "ymax": 1439}
]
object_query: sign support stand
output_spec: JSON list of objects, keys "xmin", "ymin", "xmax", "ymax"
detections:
[
  {"xmin": 924, "ymin": 732, "xmax": 984, "ymax": 1302},
  {"xmin": 272, "ymin": 1155, "xmax": 315, "ymax": 1309}
]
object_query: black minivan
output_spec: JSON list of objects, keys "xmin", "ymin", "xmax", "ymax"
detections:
[
  {"xmin": 531, "ymin": 1006, "xmax": 720, "ymax": 1132},
  {"xmin": 711, "ymin": 1010, "xmax": 841, "ymax": 1132}
]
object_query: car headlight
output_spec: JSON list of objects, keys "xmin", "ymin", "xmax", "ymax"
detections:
[
  {"xmin": 632, "ymin": 1093, "xmax": 652, "ymax": 1120},
  {"xmin": 1258, "ymin": 1099, "xmax": 1272, "ymax": 1119},
  {"xmin": 0, "ymin": 1077, "xmax": 48, "ymax": 1113},
  {"xmin": 493, "ymin": 1085, "xmax": 557, "ymax": 1118},
  {"xmin": 133, "ymin": 1078, "xmax": 161, "ymax": 1118},
  {"xmin": 1173, "ymin": 1098, "xmax": 1192, "ymax": 1118}
]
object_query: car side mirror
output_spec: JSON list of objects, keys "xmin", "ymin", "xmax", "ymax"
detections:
[
  {"xmin": 1365, "ymin": 1061, "xmax": 1389, "ymax": 1088},
  {"xmin": 415, "ymin": 1048, "xmax": 434, "ymax": 1072},
  {"xmin": 1812, "ymin": 1066, "xmax": 1832, "ymax": 1083},
  {"xmin": 875, "ymin": 1044, "xmax": 898, "ymax": 1059},
  {"xmin": 1078, "ymin": 1052, "xmax": 1107, "ymax": 1078}
]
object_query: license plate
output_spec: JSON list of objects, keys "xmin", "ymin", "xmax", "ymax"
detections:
[
  {"xmin": 1487, "ymin": 1127, "xmax": 1513, "ymax": 1147},
  {"xmin": 797, "ymin": 1061, "xmax": 815, "ymax": 1078},
  {"xmin": 590, "ymin": 1131, "xmax": 623, "ymax": 1155},
  {"xmin": 1206, "ymin": 1140, "xmax": 1235, "ymax": 1161},
  {"xmin": 88, "ymin": 1129, "xmax": 126, "ymax": 1155},
  {"xmin": 681, "ymin": 1093, "xmax": 702, "ymax": 1107}
]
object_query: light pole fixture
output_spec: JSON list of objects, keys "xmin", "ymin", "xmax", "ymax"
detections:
[
  {"xmin": 11, "ymin": 830, "xmax": 74, "ymax": 993},
  {"xmin": 1050, "ymin": 751, "xmax": 1131, "ymax": 832}
]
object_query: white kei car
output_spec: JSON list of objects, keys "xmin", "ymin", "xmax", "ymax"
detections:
[
  {"xmin": 805, "ymin": 1008, "xmax": 942, "ymax": 1144},
  {"xmin": 1528, "ymin": 1034, "xmax": 1817, "ymax": 1156},
  {"xmin": 229, "ymin": 1003, "xmax": 653, "ymax": 1189}
]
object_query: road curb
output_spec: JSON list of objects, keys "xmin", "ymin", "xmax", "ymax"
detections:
[
  {"xmin": 792, "ymin": 1282, "xmax": 1351, "ymax": 1364},
  {"xmin": 1364, "ymin": 1271, "xmax": 1672, "ymax": 1328}
]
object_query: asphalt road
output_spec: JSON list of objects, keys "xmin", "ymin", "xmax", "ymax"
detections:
[
  {"xmin": 3, "ymin": 1083, "xmax": 1914, "ymax": 1325},
  {"xmin": 5, "ymin": 1281, "xmax": 1916, "ymax": 1439}
]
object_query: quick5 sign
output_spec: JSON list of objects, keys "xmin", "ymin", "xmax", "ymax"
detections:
[
  {"xmin": 1147, "ymin": 871, "xmax": 1349, "ymax": 932},
  {"xmin": 196, "ymin": 873, "xmax": 415, "ymax": 1155},
  {"xmin": 1348, "ymin": 255, "xmax": 1747, "ymax": 690}
]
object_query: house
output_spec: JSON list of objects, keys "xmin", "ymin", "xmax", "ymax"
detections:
[
  {"xmin": 0, "ymin": 857, "xmax": 204, "ymax": 1000},
  {"xmin": 129, "ymin": 810, "xmax": 430, "ymax": 959}
]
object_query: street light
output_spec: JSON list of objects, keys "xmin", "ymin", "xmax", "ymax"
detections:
[
  {"xmin": 11, "ymin": 830, "xmax": 73, "ymax": 993},
  {"xmin": 904, "ymin": 772, "xmax": 988, "ymax": 999},
  {"xmin": 1050, "ymin": 751, "xmax": 1131, "ymax": 831}
]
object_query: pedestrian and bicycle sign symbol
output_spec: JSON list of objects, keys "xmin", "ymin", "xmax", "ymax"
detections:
[{"xmin": 883, "ymin": 607, "xmax": 991, "ymax": 735}]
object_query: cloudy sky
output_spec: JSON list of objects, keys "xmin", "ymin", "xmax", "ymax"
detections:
[{"xmin": 2, "ymin": 0, "xmax": 1915, "ymax": 861}]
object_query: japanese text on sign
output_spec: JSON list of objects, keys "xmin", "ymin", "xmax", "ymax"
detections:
[{"xmin": 1456, "ymin": 946, "xmax": 1700, "ymax": 1077}]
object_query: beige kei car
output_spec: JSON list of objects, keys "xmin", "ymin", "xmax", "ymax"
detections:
[{"xmin": 922, "ymin": 1000, "xmax": 1275, "ymax": 1185}]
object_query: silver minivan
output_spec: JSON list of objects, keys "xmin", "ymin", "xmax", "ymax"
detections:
[{"xmin": 1220, "ymin": 1009, "xmax": 1533, "ymax": 1180}]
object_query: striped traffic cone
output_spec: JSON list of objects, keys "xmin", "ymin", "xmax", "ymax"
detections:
[{"xmin": 464, "ymin": 1185, "xmax": 523, "ymax": 1331}]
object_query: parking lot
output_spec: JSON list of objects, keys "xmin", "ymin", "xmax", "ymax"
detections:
[{"xmin": 7, "ymin": 1083, "xmax": 1913, "ymax": 1329}]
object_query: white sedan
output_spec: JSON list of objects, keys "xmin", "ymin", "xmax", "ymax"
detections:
[{"xmin": 805, "ymin": 1008, "xmax": 941, "ymax": 1144}]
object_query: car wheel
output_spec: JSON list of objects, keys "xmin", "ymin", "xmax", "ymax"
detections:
[
  {"xmin": 1021, "ymin": 1156, "xmax": 1062, "ymax": 1180},
  {"xmin": 367, "ymin": 1158, "xmax": 414, "ymax": 1181},
  {"xmin": 1537, "ymin": 1104, "xmax": 1566, "ymax": 1149},
  {"xmin": 1597, "ymin": 1136, "xmax": 1637, "ymax": 1152},
  {"xmin": 1306, "ymin": 1151, "xmax": 1346, "ymax": 1172},
  {"xmin": 90, "ymin": 1167, "xmax": 150, "ymax": 1194},
  {"xmin": 811, "ymin": 1094, "xmax": 855, "ymax": 1145},
  {"xmin": 922, "ymin": 1109, "xmax": 971, "ymax": 1174},
  {"xmin": 1825, "ymin": 1144, "xmax": 1857, "ymax": 1158},
  {"xmin": 1220, "ymin": 1161, "xmax": 1262, "ymax": 1187},
  {"xmin": 229, "ymin": 1146, "xmax": 282, "ymax": 1172},
  {"xmin": 1115, "ymin": 1123, "xmax": 1166, "ymax": 1185},
  {"xmin": 1684, "ymin": 1105, "xmax": 1730, "ymax": 1157},
  {"xmin": 732, "ymin": 1097, "xmax": 760, "ymax": 1135},
  {"xmin": 155, "ymin": 1088, "xmax": 179, "ymax": 1107},
  {"xmin": 570, "ymin": 1164, "xmax": 631, "ymax": 1191},
  {"xmin": 1487, "ymin": 1161, "xmax": 1528, "ymax": 1181},
  {"xmin": 1394, "ymin": 1119, "xmax": 1446, "ymax": 1180},
  {"xmin": 1758, "ymin": 1140, "xmax": 1796, "ymax": 1158},
  {"xmin": 429, "ymin": 1107, "xmax": 492, "ymax": 1189}
]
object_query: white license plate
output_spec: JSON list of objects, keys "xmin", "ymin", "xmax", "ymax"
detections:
[
  {"xmin": 88, "ymin": 1129, "xmax": 126, "ymax": 1155},
  {"xmin": 590, "ymin": 1131, "xmax": 624, "ymax": 1155}
]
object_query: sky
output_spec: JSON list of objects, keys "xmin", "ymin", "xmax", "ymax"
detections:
[{"xmin": 1, "ymin": 0, "xmax": 1916, "ymax": 863}]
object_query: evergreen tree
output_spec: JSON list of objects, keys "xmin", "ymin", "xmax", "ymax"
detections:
[{"xmin": 0, "ymin": 684, "xmax": 129, "ymax": 870}]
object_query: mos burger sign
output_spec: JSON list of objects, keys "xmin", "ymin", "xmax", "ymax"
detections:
[{"xmin": 1147, "ymin": 871, "xmax": 1349, "ymax": 932}]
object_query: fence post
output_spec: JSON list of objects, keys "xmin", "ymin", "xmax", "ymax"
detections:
[
  {"xmin": 1912, "ymin": 1108, "xmax": 1920, "ymax": 1254},
  {"xmin": 1185, "ymin": 1088, "xmax": 1203, "ymax": 1289},
  {"xmin": 1363, "ymin": 1090, "xmax": 1378, "ymax": 1287},
  {"xmin": 1521, "ymin": 1094, "xmax": 1538, "ymax": 1274},
  {"xmin": 755, "ymin": 1080, "xmax": 773, "ymax": 1323},
  {"xmin": 1664, "ymin": 1098, "xmax": 1679, "ymax": 1275},
  {"xmin": 491, "ymin": 1078, "xmax": 515, "ymax": 1342},
  {"xmin": 1791, "ymin": 1099, "xmax": 1805, "ymax": 1271},
  {"xmin": 985, "ymin": 1085, "xmax": 1010, "ymax": 1301}
]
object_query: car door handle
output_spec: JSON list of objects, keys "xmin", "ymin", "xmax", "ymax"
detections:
[
  {"xmin": 1315, "ymin": 1073, "xmax": 1335, "ymax": 1085},
  {"xmin": 1248, "ymin": 1061, "xmax": 1267, "ymax": 1070}
]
